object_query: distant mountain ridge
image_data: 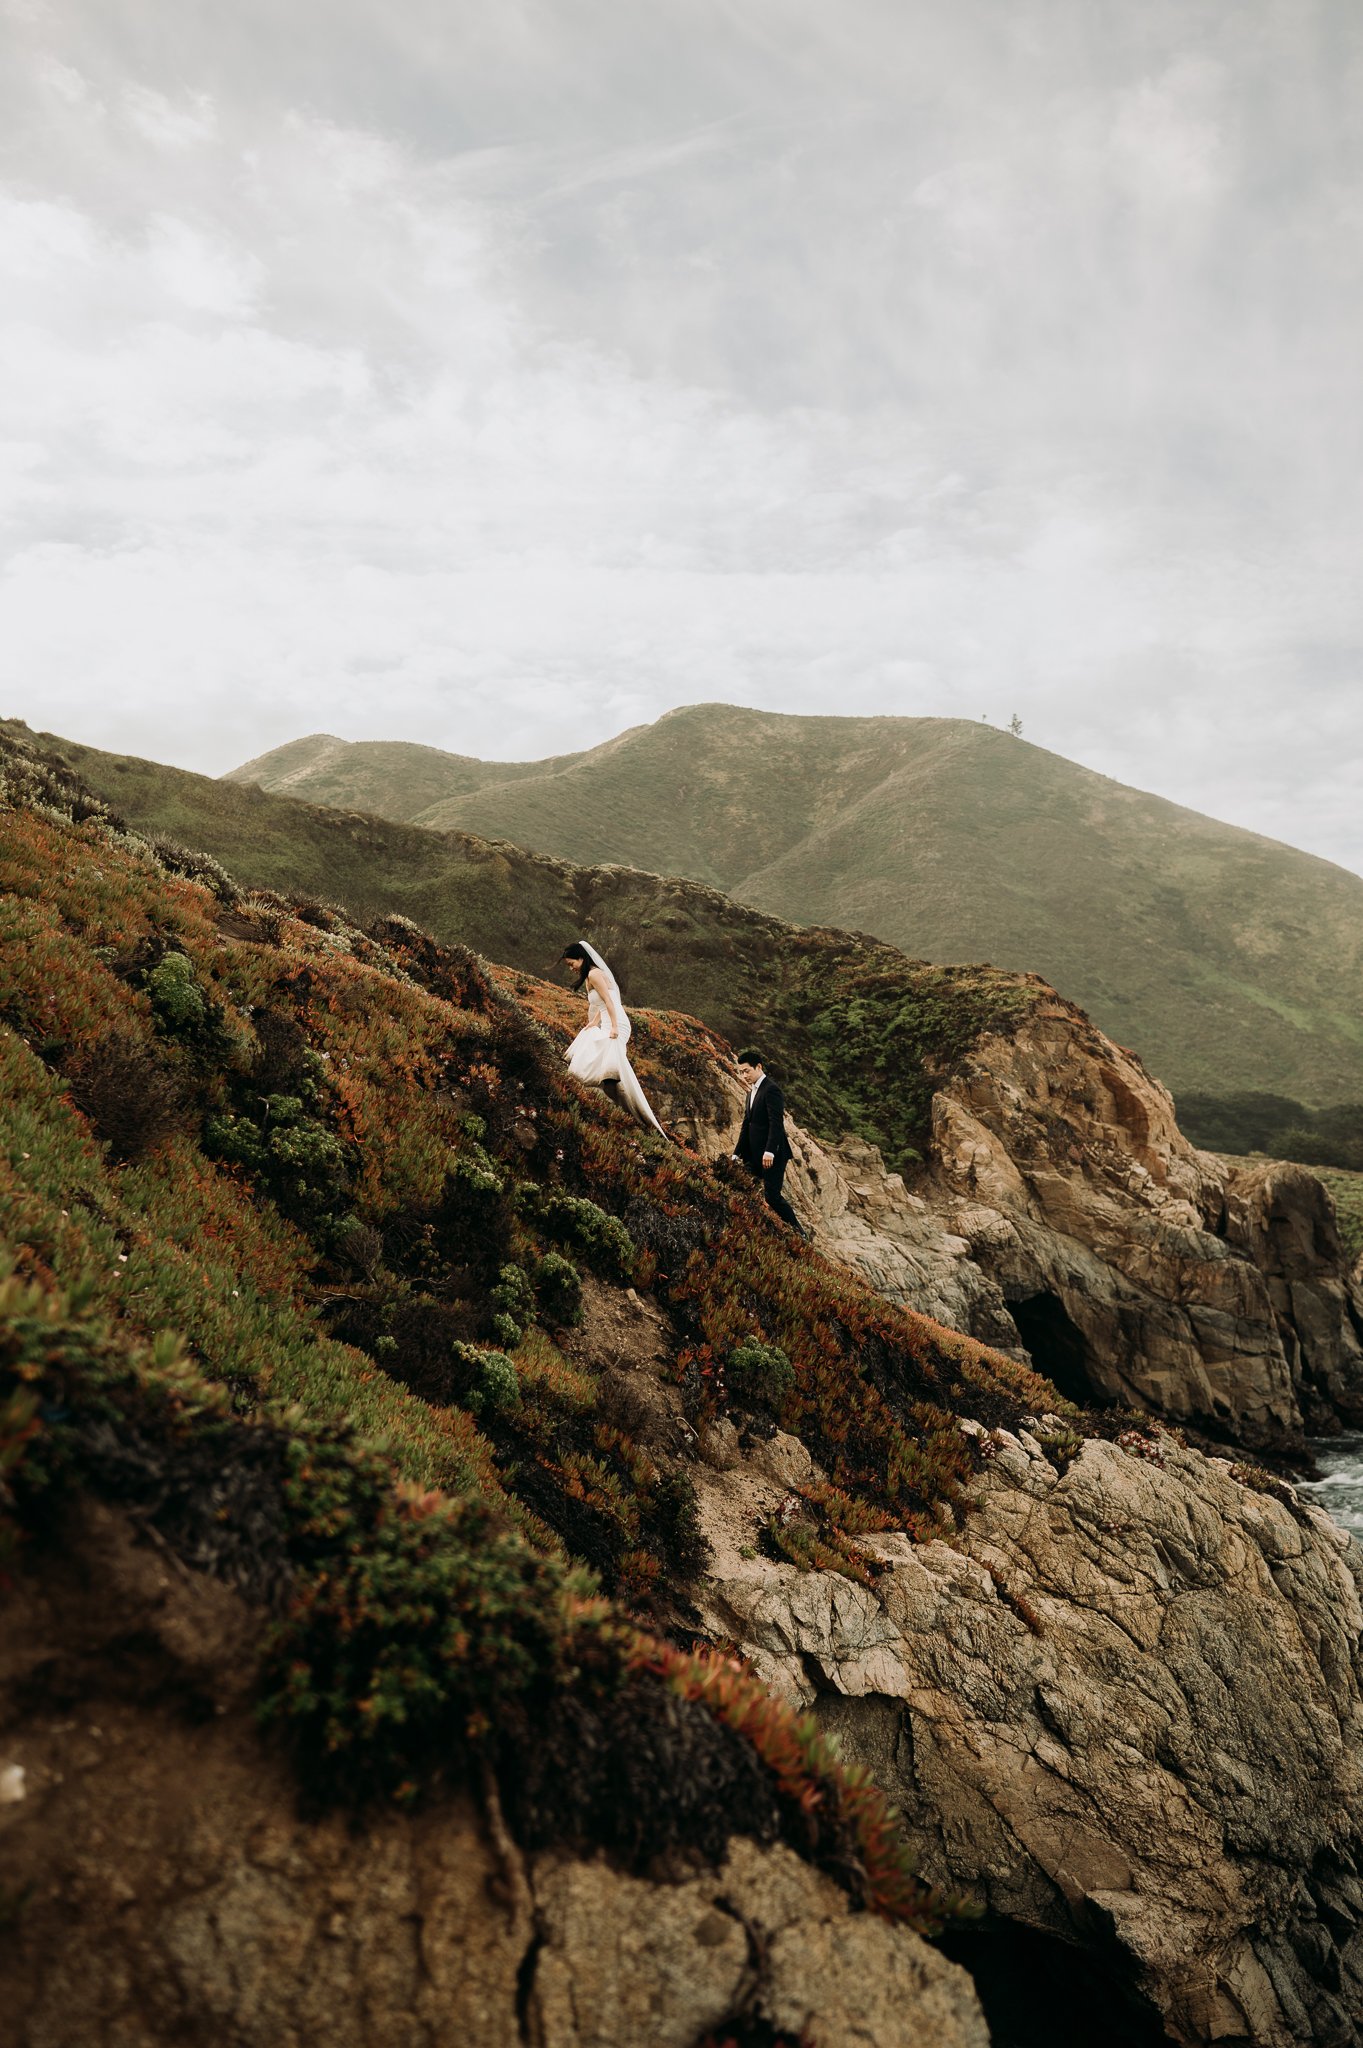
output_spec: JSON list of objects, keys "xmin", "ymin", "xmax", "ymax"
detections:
[{"xmin": 226, "ymin": 705, "xmax": 1363, "ymax": 1119}]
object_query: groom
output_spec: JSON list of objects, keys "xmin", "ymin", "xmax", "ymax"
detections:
[{"xmin": 732, "ymin": 1050, "xmax": 803, "ymax": 1234}]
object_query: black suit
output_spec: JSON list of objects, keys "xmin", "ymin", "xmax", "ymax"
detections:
[{"xmin": 734, "ymin": 1075, "xmax": 801, "ymax": 1231}]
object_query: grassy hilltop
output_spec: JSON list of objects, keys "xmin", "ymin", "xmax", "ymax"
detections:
[
  {"xmin": 226, "ymin": 706, "xmax": 1363, "ymax": 1129},
  {"xmin": 229, "ymin": 730, "xmax": 598, "ymax": 820},
  {"xmin": 0, "ymin": 722, "xmax": 1064, "ymax": 1930},
  {"xmin": 27, "ymin": 720, "xmax": 1037, "ymax": 1174}
]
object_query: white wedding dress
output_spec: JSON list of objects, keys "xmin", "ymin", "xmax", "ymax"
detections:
[{"xmin": 565, "ymin": 946, "xmax": 666, "ymax": 1136}]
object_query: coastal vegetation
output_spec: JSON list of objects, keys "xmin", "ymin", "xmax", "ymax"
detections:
[
  {"xmin": 0, "ymin": 722, "xmax": 1064, "ymax": 1924},
  {"xmin": 20, "ymin": 719, "xmax": 1036, "ymax": 1172}
]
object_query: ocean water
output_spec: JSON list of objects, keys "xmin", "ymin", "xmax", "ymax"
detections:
[{"xmin": 1296, "ymin": 1435, "xmax": 1363, "ymax": 1536}]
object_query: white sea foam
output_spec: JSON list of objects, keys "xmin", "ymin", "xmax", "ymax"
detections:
[{"xmin": 1297, "ymin": 1436, "xmax": 1363, "ymax": 1537}]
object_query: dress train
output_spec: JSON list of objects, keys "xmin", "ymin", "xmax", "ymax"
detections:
[{"xmin": 564, "ymin": 962, "xmax": 666, "ymax": 1136}]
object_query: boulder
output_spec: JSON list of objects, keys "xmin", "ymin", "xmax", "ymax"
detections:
[{"xmin": 532, "ymin": 1840, "xmax": 987, "ymax": 2048}]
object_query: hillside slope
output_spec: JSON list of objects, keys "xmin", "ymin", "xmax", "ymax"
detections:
[
  {"xmin": 0, "ymin": 733, "xmax": 1004, "ymax": 2043},
  {"xmin": 30, "ymin": 719, "xmax": 1037, "ymax": 1174},
  {"xmin": 227, "ymin": 705, "xmax": 1363, "ymax": 1118},
  {"xmin": 24, "ymin": 716, "xmax": 1363, "ymax": 1441},
  {"xmin": 8, "ymin": 727, "xmax": 1363, "ymax": 2044}
]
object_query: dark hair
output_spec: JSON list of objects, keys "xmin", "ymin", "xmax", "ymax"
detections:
[
  {"xmin": 562, "ymin": 941, "xmax": 592, "ymax": 990},
  {"xmin": 736, "ymin": 1048, "xmax": 764, "ymax": 1069}
]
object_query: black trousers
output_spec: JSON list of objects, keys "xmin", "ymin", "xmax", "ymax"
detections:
[{"xmin": 747, "ymin": 1155, "xmax": 801, "ymax": 1232}]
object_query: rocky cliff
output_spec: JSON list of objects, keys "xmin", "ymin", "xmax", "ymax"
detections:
[
  {"xmin": 666, "ymin": 996, "xmax": 1363, "ymax": 1452},
  {"xmin": 689, "ymin": 1416, "xmax": 1363, "ymax": 2045}
]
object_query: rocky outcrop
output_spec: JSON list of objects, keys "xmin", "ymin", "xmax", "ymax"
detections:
[
  {"xmin": 1222, "ymin": 1158, "xmax": 1363, "ymax": 1430},
  {"xmin": 531, "ymin": 1846, "xmax": 986, "ymax": 2048},
  {"xmin": 931, "ymin": 1002, "xmax": 1363, "ymax": 1442},
  {"xmin": 0, "ymin": 1501, "xmax": 987, "ymax": 2048},
  {"xmin": 677, "ymin": 996, "xmax": 1363, "ymax": 1447},
  {"xmin": 693, "ymin": 1421, "xmax": 1363, "ymax": 2046}
]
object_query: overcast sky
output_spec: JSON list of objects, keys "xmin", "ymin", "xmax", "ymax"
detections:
[{"xmin": 2, "ymin": 0, "xmax": 1361, "ymax": 872}]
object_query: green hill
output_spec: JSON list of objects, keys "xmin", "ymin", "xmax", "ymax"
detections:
[
  {"xmin": 229, "ymin": 730, "xmax": 597, "ymax": 821},
  {"xmin": 226, "ymin": 706, "xmax": 1363, "ymax": 1129}
]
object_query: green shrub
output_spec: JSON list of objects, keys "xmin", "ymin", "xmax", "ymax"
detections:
[
  {"xmin": 534, "ymin": 1251, "xmax": 582, "ymax": 1328},
  {"xmin": 445, "ymin": 1340, "xmax": 520, "ymax": 1416},
  {"xmin": 446, "ymin": 1151, "xmax": 502, "ymax": 1200},
  {"xmin": 727, "ymin": 1340, "xmax": 795, "ymax": 1416},
  {"xmin": 204, "ymin": 1092, "xmax": 351, "ymax": 1225},
  {"xmin": 478, "ymin": 1351, "xmax": 520, "ymax": 1414},
  {"xmin": 261, "ymin": 1462, "xmax": 600, "ymax": 1800},
  {"xmin": 203, "ymin": 1109, "xmax": 267, "ymax": 1171},
  {"xmin": 489, "ymin": 1262, "xmax": 536, "ymax": 1343},
  {"xmin": 146, "ymin": 951, "xmax": 207, "ymax": 1034},
  {"xmin": 537, "ymin": 1192, "xmax": 635, "ymax": 1281},
  {"xmin": 268, "ymin": 1117, "xmax": 349, "ymax": 1206}
]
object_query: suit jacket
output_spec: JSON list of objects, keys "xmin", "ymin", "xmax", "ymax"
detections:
[{"xmin": 735, "ymin": 1075, "xmax": 791, "ymax": 1170}]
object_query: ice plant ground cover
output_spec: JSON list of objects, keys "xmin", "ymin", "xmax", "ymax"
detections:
[{"xmin": 0, "ymin": 726, "xmax": 1071, "ymax": 1929}]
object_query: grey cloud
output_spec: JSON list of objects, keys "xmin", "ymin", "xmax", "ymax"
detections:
[{"xmin": 1, "ymin": 0, "xmax": 1360, "ymax": 875}]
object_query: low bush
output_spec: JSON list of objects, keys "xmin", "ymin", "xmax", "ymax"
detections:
[
  {"xmin": 64, "ymin": 1036, "xmax": 190, "ymax": 1162},
  {"xmin": 442, "ymin": 1339, "xmax": 520, "ymax": 1417},
  {"xmin": 534, "ymin": 1191, "xmax": 636, "ymax": 1281},
  {"xmin": 471, "ymin": 1349, "xmax": 520, "ymax": 1416},
  {"xmin": 534, "ymin": 1251, "xmax": 583, "ymax": 1328},
  {"xmin": 489, "ymin": 1262, "xmax": 536, "ymax": 1344},
  {"xmin": 727, "ymin": 1340, "xmax": 795, "ymax": 1418},
  {"xmin": 146, "ymin": 951, "xmax": 207, "ymax": 1035},
  {"xmin": 205, "ymin": 1095, "xmax": 351, "ymax": 1226}
]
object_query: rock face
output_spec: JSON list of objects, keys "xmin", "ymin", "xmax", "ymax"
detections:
[
  {"xmin": 532, "ymin": 1844, "xmax": 986, "ymax": 2048},
  {"xmin": 0, "ymin": 1502, "xmax": 987, "ymax": 2048},
  {"xmin": 679, "ymin": 996, "xmax": 1363, "ymax": 1446},
  {"xmin": 932, "ymin": 1003, "xmax": 1363, "ymax": 1442},
  {"xmin": 696, "ymin": 1424, "xmax": 1363, "ymax": 2047},
  {"xmin": 1221, "ymin": 1157, "xmax": 1363, "ymax": 1430}
]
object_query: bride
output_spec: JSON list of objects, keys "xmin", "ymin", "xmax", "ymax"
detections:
[{"xmin": 561, "ymin": 941, "xmax": 668, "ymax": 1137}]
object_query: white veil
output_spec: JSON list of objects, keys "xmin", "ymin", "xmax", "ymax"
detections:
[{"xmin": 576, "ymin": 940, "xmax": 618, "ymax": 989}]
